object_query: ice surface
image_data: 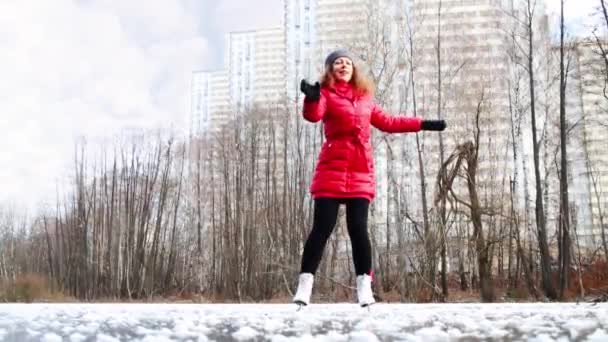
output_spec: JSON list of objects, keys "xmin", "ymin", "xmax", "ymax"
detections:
[{"xmin": 0, "ymin": 302, "xmax": 605, "ymax": 341}]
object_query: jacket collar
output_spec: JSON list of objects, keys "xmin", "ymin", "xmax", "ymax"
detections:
[{"xmin": 329, "ymin": 80, "xmax": 356, "ymax": 100}]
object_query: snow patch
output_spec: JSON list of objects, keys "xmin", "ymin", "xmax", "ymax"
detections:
[
  {"xmin": 69, "ymin": 332, "xmax": 86, "ymax": 342},
  {"xmin": 446, "ymin": 327, "xmax": 463, "ymax": 339},
  {"xmin": 139, "ymin": 335, "xmax": 173, "ymax": 342},
  {"xmin": 96, "ymin": 333, "xmax": 120, "ymax": 342},
  {"xmin": 42, "ymin": 332, "xmax": 62, "ymax": 342},
  {"xmin": 317, "ymin": 331, "xmax": 348, "ymax": 341},
  {"xmin": 27, "ymin": 327, "xmax": 41, "ymax": 338},
  {"xmin": 564, "ymin": 318, "xmax": 599, "ymax": 339},
  {"xmin": 488, "ymin": 328, "xmax": 509, "ymax": 339},
  {"xmin": 528, "ymin": 334, "xmax": 556, "ymax": 342},
  {"xmin": 263, "ymin": 317, "xmax": 285, "ymax": 332},
  {"xmin": 269, "ymin": 333, "xmax": 316, "ymax": 341},
  {"xmin": 349, "ymin": 330, "xmax": 379, "ymax": 342},
  {"xmin": 233, "ymin": 326, "xmax": 259, "ymax": 340},
  {"xmin": 76, "ymin": 322, "xmax": 99, "ymax": 335},
  {"xmin": 174, "ymin": 318, "xmax": 208, "ymax": 339},
  {"xmin": 135, "ymin": 326, "xmax": 158, "ymax": 335},
  {"xmin": 415, "ymin": 326, "xmax": 449, "ymax": 342},
  {"xmin": 586, "ymin": 329, "xmax": 608, "ymax": 342}
]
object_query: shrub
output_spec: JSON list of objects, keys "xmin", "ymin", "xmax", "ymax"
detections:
[{"xmin": 0, "ymin": 273, "xmax": 49, "ymax": 302}]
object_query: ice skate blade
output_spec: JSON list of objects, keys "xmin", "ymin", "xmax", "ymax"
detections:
[
  {"xmin": 293, "ymin": 300, "xmax": 308, "ymax": 306},
  {"xmin": 294, "ymin": 300, "xmax": 308, "ymax": 311}
]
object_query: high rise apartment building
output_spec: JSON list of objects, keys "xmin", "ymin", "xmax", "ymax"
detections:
[
  {"xmin": 252, "ymin": 27, "xmax": 287, "ymax": 106},
  {"xmin": 568, "ymin": 40, "xmax": 608, "ymax": 246},
  {"xmin": 227, "ymin": 31, "xmax": 256, "ymax": 115},
  {"xmin": 190, "ymin": 71, "xmax": 207, "ymax": 137},
  {"xmin": 228, "ymin": 28, "xmax": 286, "ymax": 114},
  {"xmin": 190, "ymin": 28, "xmax": 285, "ymax": 137},
  {"xmin": 412, "ymin": 0, "xmax": 514, "ymax": 195},
  {"xmin": 284, "ymin": 0, "xmax": 316, "ymax": 103},
  {"xmin": 190, "ymin": 70, "xmax": 230, "ymax": 137}
]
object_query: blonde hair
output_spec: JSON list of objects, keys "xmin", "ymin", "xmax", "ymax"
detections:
[{"xmin": 320, "ymin": 64, "xmax": 375, "ymax": 97}]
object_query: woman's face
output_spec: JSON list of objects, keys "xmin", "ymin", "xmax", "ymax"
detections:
[{"xmin": 331, "ymin": 57, "xmax": 353, "ymax": 83}]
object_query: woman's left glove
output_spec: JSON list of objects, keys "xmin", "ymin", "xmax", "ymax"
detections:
[{"xmin": 421, "ymin": 120, "xmax": 446, "ymax": 131}]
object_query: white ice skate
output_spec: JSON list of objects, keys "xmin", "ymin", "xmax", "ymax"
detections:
[
  {"xmin": 356, "ymin": 274, "xmax": 375, "ymax": 307},
  {"xmin": 293, "ymin": 273, "xmax": 314, "ymax": 307}
]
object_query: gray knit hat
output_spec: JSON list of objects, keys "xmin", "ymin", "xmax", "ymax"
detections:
[{"xmin": 324, "ymin": 49, "xmax": 354, "ymax": 68}]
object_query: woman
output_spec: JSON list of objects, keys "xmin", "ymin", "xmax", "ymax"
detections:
[{"xmin": 293, "ymin": 49, "xmax": 446, "ymax": 307}]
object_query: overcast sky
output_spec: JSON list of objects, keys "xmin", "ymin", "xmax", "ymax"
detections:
[
  {"xmin": 0, "ymin": 0, "xmax": 282, "ymax": 213},
  {"xmin": 0, "ymin": 0, "xmax": 598, "ymax": 214}
]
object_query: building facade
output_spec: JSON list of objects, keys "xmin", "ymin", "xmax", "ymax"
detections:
[
  {"xmin": 190, "ymin": 70, "xmax": 230, "ymax": 137},
  {"xmin": 570, "ymin": 40, "xmax": 608, "ymax": 247}
]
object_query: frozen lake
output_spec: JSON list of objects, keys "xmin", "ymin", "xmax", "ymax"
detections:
[{"xmin": 0, "ymin": 302, "xmax": 606, "ymax": 341}]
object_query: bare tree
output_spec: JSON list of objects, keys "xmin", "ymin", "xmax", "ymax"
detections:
[
  {"xmin": 506, "ymin": 0, "xmax": 557, "ymax": 300},
  {"xmin": 398, "ymin": 0, "xmax": 441, "ymax": 300},
  {"xmin": 557, "ymin": 0, "xmax": 571, "ymax": 298},
  {"xmin": 432, "ymin": 0, "xmax": 451, "ymax": 301},
  {"xmin": 435, "ymin": 89, "xmax": 495, "ymax": 302}
]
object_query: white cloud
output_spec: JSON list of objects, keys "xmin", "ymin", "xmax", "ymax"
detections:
[{"xmin": 0, "ymin": 0, "xmax": 208, "ymax": 212}]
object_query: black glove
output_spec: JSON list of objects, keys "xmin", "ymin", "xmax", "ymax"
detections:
[
  {"xmin": 421, "ymin": 120, "xmax": 446, "ymax": 131},
  {"xmin": 300, "ymin": 79, "xmax": 321, "ymax": 102}
]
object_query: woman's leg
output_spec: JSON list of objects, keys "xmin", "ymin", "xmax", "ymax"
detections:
[
  {"xmin": 345, "ymin": 198, "xmax": 372, "ymax": 276},
  {"xmin": 300, "ymin": 198, "xmax": 341, "ymax": 274},
  {"xmin": 345, "ymin": 198, "xmax": 375, "ymax": 306}
]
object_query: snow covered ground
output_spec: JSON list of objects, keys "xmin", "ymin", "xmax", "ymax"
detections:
[{"xmin": 0, "ymin": 302, "xmax": 606, "ymax": 341}]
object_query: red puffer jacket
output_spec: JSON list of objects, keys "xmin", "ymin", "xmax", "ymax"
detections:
[{"xmin": 303, "ymin": 81, "xmax": 422, "ymax": 201}]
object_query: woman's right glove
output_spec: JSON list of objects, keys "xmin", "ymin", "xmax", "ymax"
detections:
[
  {"xmin": 421, "ymin": 120, "xmax": 447, "ymax": 131},
  {"xmin": 300, "ymin": 79, "xmax": 321, "ymax": 102}
]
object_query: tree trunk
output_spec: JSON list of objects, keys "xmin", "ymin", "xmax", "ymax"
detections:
[
  {"xmin": 527, "ymin": 0, "xmax": 557, "ymax": 300},
  {"xmin": 436, "ymin": 0, "xmax": 448, "ymax": 301},
  {"xmin": 558, "ymin": 0, "xmax": 571, "ymax": 299}
]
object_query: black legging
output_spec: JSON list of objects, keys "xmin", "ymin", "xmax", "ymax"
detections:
[{"xmin": 300, "ymin": 197, "xmax": 372, "ymax": 276}]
